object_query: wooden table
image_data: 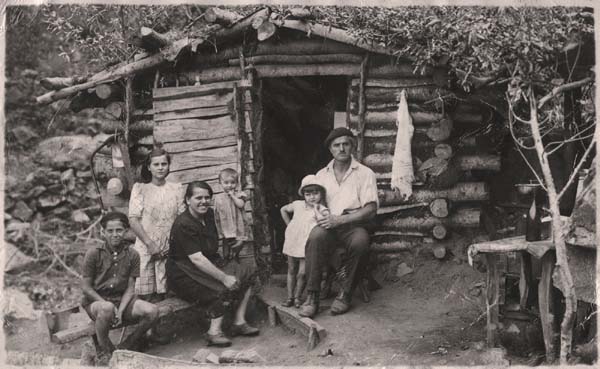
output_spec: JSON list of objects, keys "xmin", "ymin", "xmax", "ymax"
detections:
[{"xmin": 468, "ymin": 236, "xmax": 556, "ymax": 360}]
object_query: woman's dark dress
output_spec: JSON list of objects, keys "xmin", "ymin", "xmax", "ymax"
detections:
[{"xmin": 167, "ymin": 208, "xmax": 255, "ymax": 319}]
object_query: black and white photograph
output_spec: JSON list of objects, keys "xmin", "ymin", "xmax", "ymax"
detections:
[{"xmin": 2, "ymin": 1, "xmax": 598, "ymax": 367}]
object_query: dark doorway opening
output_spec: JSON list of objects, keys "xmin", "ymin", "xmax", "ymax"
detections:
[{"xmin": 260, "ymin": 76, "xmax": 347, "ymax": 266}]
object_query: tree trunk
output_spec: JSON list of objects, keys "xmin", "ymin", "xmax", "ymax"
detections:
[
  {"xmin": 286, "ymin": 7, "xmax": 313, "ymax": 19},
  {"xmin": 40, "ymin": 76, "xmax": 87, "ymax": 90},
  {"xmin": 257, "ymin": 21, "xmax": 277, "ymax": 41},
  {"xmin": 365, "ymin": 136, "xmax": 476, "ymax": 153},
  {"xmin": 179, "ymin": 63, "xmax": 425, "ymax": 84},
  {"xmin": 204, "ymin": 7, "xmax": 243, "ymax": 26},
  {"xmin": 140, "ymin": 27, "xmax": 170, "ymax": 51},
  {"xmin": 349, "ymin": 86, "xmax": 450, "ymax": 103},
  {"xmin": 36, "ymin": 39, "xmax": 190, "ymax": 104},
  {"xmin": 432, "ymin": 224, "xmax": 448, "ymax": 240},
  {"xmin": 433, "ymin": 245, "xmax": 447, "ymax": 259},
  {"xmin": 207, "ymin": 8, "xmax": 271, "ymax": 45},
  {"xmin": 281, "ymin": 20, "xmax": 397, "ymax": 57},
  {"xmin": 434, "ymin": 143, "xmax": 453, "ymax": 159},
  {"xmin": 228, "ymin": 53, "xmax": 364, "ymax": 66},
  {"xmin": 528, "ymin": 96, "xmax": 577, "ymax": 364},
  {"xmin": 456, "ymin": 155, "xmax": 501, "ymax": 171},
  {"xmin": 105, "ymin": 102, "xmax": 124, "ymax": 119},
  {"xmin": 348, "ymin": 111, "xmax": 444, "ymax": 125},
  {"xmin": 430, "ymin": 198, "xmax": 450, "ymax": 218},
  {"xmin": 381, "ymin": 207, "xmax": 481, "ymax": 230},
  {"xmin": 95, "ymin": 83, "xmax": 121, "ymax": 100},
  {"xmin": 378, "ymin": 182, "xmax": 489, "ymax": 206}
]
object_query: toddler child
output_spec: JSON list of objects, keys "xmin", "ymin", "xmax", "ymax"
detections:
[
  {"xmin": 280, "ymin": 175, "xmax": 330, "ymax": 308},
  {"xmin": 214, "ymin": 168, "xmax": 247, "ymax": 261}
]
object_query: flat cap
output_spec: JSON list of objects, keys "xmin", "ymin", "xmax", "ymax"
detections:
[{"xmin": 324, "ymin": 127, "xmax": 355, "ymax": 147}]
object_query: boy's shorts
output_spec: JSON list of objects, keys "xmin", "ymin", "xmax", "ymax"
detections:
[{"xmin": 82, "ymin": 296, "xmax": 139, "ymax": 324}]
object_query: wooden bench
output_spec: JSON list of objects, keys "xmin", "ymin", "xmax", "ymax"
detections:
[{"xmin": 45, "ymin": 297, "xmax": 193, "ymax": 344}]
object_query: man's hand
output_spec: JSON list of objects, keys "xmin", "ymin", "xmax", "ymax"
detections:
[
  {"xmin": 317, "ymin": 213, "xmax": 343, "ymax": 229},
  {"xmin": 222, "ymin": 275, "xmax": 239, "ymax": 290}
]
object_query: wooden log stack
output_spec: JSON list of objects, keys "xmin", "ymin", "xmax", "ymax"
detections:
[{"xmin": 348, "ymin": 76, "xmax": 499, "ymax": 259}]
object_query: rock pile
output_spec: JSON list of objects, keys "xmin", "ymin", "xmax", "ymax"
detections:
[{"xmin": 5, "ymin": 135, "xmax": 108, "ymax": 233}]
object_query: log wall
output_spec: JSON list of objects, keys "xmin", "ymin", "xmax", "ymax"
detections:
[{"xmin": 347, "ymin": 76, "xmax": 499, "ymax": 255}]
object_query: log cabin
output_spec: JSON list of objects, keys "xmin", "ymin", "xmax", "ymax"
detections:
[{"xmin": 36, "ymin": 7, "xmax": 522, "ymax": 266}]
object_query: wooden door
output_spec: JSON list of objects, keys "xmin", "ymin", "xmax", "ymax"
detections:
[{"xmin": 152, "ymin": 80, "xmax": 261, "ymax": 248}]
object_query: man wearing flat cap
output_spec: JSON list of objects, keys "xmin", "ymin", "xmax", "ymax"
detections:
[{"xmin": 299, "ymin": 127, "xmax": 378, "ymax": 318}]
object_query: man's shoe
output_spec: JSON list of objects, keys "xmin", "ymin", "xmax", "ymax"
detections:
[
  {"xmin": 207, "ymin": 332, "xmax": 232, "ymax": 347},
  {"xmin": 230, "ymin": 323, "xmax": 260, "ymax": 337},
  {"xmin": 298, "ymin": 292, "xmax": 319, "ymax": 318},
  {"xmin": 330, "ymin": 291, "xmax": 352, "ymax": 315}
]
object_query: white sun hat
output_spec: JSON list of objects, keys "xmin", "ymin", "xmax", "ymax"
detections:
[{"xmin": 298, "ymin": 175, "xmax": 326, "ymax": 197}]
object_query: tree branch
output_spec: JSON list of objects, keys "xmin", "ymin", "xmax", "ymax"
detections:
[{"xmin": 537, "ymin": 77, "xmax": 594, "ymax": 109}]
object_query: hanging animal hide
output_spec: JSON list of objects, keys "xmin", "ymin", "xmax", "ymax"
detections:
[{"xmin": 390, "ymin": 90, "xmax": 415, "ymax": 199}]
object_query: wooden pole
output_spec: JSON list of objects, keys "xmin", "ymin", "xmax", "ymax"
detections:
[
  {"xmin": 281, "ymin": 20, "xmax": 398, "ymax": 57},
  {"xmin": 381, "ymin": 207, "xmax": 481, "ymax": 230},
  {"xmin": 121, "ymin": 77, "xmax": 135, "ymax": 192},
  {"xmin": 40, "ymin": 76, "xmax": 87, "ymax": 90},
  {"xmin": 36, "ymin": 39, "xmax": 190, "ymax": 105},
  {"xmin": 227, "ymin": 53, "xmax": 364, "ymax": 66},
  {"xmin": 357, "ymin": 53, "xmax": 369, "ymax": 161},
  {"xmin": 365, "ymin": 154, "xmax": 500, "ymax": 172}
]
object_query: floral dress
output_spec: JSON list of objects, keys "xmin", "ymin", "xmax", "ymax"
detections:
[{"xmin": 129, "ymin": 181, "xmax": 185, "ymax": 295}]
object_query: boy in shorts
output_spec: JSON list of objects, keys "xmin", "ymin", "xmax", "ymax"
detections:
[{"xmin": 81, "ymin": 211, "xmax": 159, "ymax": 364}]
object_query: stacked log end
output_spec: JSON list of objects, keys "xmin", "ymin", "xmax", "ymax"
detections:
[{"xmin": 349, "ymin": 76, "xmax": 498, "ymax": 260}]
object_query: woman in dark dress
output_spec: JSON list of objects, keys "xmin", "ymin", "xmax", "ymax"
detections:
[{"xmin": 166, "ymin": 181, "xmax": 259, "ymax": 347}]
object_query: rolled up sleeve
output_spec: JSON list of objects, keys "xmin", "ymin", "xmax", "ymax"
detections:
[{"xmin": 359, "ymin": 170, "xmax": 379, "ymax": 209}]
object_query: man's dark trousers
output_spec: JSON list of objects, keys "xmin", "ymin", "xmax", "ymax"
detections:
[{"xmin": 305, "ymin": 225, "xmax": 370, "ymax": 294}]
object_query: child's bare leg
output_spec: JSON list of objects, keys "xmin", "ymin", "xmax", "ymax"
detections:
[
  {"xmin": 294, "ymin": 259, "xmax": 306, "ymax": 304},
  {"xmin": 284, "ymin": 256, "xmax": 298, "ymax": 306}
]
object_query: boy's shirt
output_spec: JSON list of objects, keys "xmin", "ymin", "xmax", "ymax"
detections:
[{"xmin": 81, "ymin": 242, "xmax": 140, "ymax": 306}]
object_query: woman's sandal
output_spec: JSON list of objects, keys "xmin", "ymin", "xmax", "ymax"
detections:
[
  {"xmin": 281, "ymin": 298, "xmax": 295, "ymax": 307},
  {"xmin": 294, "ymin": 298, "xmax": 303, "ymax": 309}
]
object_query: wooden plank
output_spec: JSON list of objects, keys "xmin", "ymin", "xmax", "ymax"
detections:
[
  {"xmin": 169, "ymin": 146, "xmax": 238, "ymax": 172},
  {"xmin": 51, "ymin": 297, "xmax": 192, "ymax": 344},
  {"xmin": 154, "ymin": 106, "xmax": 230, "ymax": 122},
  {"xmin": 154, "ymin": 116, "xmax": 235, "ymax": 143},
  {"xmin": 162, "ymin": 136, "xmax": 237, "ymax": 153},
  {"xmin": 153, "ymin": 81, "xmax": 236, "ymax": 100},
  {"xmin": 153, "ymin": 93, "xmax": 232, "ymax": 114},
  {"xmin": 167, "ymin": 166, "xmax": 254, "ymax": 185}
]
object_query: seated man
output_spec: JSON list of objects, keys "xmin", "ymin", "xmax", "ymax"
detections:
[
  {"xmin": 300, "ymin": 127, "xmax": 378, "ymax": 318},
  {"xmin": 81, "ymin": 211, "xmax": 159, "ymax": 365}
]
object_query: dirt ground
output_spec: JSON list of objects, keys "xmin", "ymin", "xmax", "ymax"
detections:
[{"xmin": 6, "ymin": 254, "xmax": 531, "ymax": 366}]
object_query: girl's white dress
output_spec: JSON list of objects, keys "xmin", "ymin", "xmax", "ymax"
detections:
[
  {"xmin": 282, "ymin": 201, "xmax": 327, "ymax": 258},
  {"xmin": 129, "ymin": 181, "xmax": 185, "ymax": 295}
]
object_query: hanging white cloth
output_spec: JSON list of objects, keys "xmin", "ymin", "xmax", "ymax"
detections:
[{"xmin": 390, "ymin": 89, "xmax": 415, "ymax": 200}]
